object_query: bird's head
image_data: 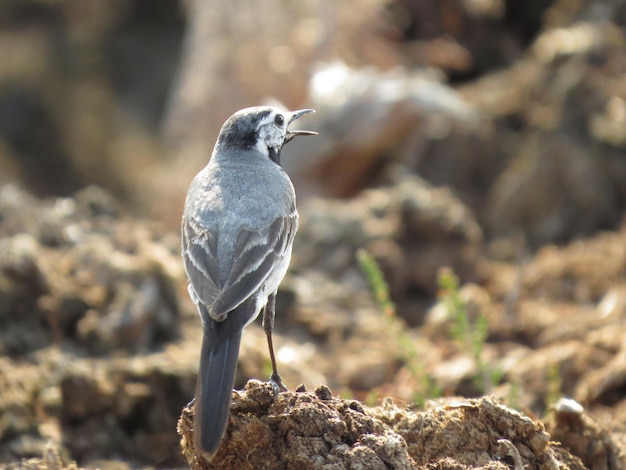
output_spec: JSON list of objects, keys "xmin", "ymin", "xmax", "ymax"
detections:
[{"xmin": 216, "ymin": 106, "xmax": 317, "ymax": 165}]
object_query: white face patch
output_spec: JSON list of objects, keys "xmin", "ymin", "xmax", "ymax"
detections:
[{"xmin": 255, "ymin": 110, "xmax": 288, "ymax": 155}]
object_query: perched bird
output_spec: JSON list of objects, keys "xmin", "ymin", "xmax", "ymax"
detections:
[{"xmin": 181, "ymin": 106, "xmax": 317, "ymax": 459}]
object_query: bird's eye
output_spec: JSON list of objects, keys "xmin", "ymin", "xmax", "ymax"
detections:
[{"xmin": 274, "ymin": 114, "xmax": 285, "ymax": 126}]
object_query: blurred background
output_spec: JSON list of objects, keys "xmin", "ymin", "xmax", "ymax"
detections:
[
  {"xmin": 2, "ymin": 0, "xmax": 624, "ymax": 246},
  {"xmin": 1, "ymin": 0, "xmax": 626, "ymax": 467}
]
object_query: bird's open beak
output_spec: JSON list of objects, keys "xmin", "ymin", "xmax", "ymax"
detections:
[{"xmin": 285, "ymin": 109, "xmax": 318, "ymax": 143}]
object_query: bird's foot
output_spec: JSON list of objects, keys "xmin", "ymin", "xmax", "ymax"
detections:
[{"xmin": 269, "ymin": 373, "xmax": 288, "ymax": 395}]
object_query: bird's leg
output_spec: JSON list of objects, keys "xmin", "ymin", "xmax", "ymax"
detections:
[{"xmin": 263, "ymin": 293, "xmax": 288, "ymax": 394}]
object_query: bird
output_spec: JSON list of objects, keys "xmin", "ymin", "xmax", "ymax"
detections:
[{"xmin": 181, "ymin": 106, "xmax": 317, "ymax": 459}]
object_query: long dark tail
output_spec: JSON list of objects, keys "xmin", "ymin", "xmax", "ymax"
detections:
[{"xmin": 194, "ymin": 312, "xmax": 244, "ymax": 459}]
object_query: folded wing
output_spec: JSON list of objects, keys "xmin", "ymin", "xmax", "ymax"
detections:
[{"xmin": 182, "ymin": 212, "xmax": 297, "ymax": 321}]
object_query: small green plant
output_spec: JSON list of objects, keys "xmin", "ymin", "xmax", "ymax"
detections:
[
  {"xmin": 364, "ymin": 388, "xmax": 380, "ymax": 407},
  {"xmin": 357, "ymin": 249, "xmax": 441, "ymax": 406},
  {"xmin": 506, "ymin": 379, "xmax": 521, "ymax": 411},
  {"xmin": 356, "ymin": 248, "xmax": 395, "ymax": 318},
  {"xmin": 544, "ymin": 363, "xmax": 562, "ymax": 418},
  {"xmin": 438, "ymin": 267, "xmax": 502, "ymax": 394}
]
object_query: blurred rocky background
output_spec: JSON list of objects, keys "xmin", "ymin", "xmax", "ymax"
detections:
[{"xmin": 0, "ymin": 0, "xmax": 625, "ymax": 468}]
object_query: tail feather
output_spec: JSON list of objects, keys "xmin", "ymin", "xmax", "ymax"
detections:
[{"xmin": 194, "ymin": 313, "xmax": 244, "ymax": 458}]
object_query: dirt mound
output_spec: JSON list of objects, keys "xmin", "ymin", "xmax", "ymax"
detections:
[{"xmin": 177, "ymin": 380, "xmax": 597, "ymax": 469}]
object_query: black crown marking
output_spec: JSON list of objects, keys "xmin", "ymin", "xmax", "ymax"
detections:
[{"xmin": 219, "ymin": 109, "xmax": 272, "ymax": 151}]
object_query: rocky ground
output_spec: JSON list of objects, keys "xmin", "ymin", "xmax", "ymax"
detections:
[{"xmin": 1, "ymin": 0, "xmax": 626, "ymax": 469}]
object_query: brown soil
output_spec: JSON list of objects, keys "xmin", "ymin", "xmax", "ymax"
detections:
[
  {"xmin": 1, "ymin": 180, "xmax": 625, "ymax": 469},
  {"xmin": 178, "ymin": 381, "xmax": 591, "ymax": 469}
]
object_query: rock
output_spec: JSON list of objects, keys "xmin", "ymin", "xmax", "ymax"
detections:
[
  {"xmin": 547, "ymin": 398, "xmax": 625, "ymax": 470},
  {"xmin": 285, "ymin": 63, "xmax": 479, "ymax": 198}
]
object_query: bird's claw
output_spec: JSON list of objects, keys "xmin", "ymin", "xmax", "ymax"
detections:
[{"xmin": 269, "ymin": 374, "xmax": 288, "ymax": 395}]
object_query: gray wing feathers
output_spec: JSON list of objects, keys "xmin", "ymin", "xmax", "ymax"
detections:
[
  {"xmin": 182, "ymin": 218, "xmax": 222, "ymax": 307},
  {"xmin": 183, "ymin": 212, "xmax": 297, "ymax": 320}
]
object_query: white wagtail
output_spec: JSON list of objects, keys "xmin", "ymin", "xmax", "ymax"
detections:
[{"xmin": 181, "ymin": 106, "xmax": 317, "ymax": 459}]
